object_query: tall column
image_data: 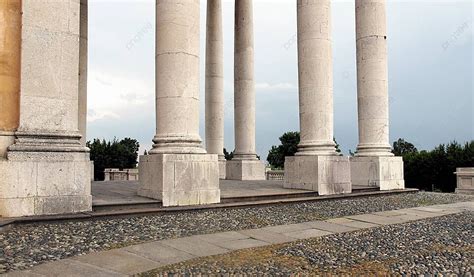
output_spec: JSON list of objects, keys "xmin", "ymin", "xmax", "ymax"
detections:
[
  {"xmin": 284, "ymin": 0, "xmax": 351, "ymax": 195},
  {"xmin": 0, "ymin": 0, "xmax": 91, "ymax": 217},
  {"xmin": 138, "ymin": 0, "xmax": 220, "ymax": 206},
  {"xmin": 205, "ymin": 0, "xmax": 226, "ymax": 179},
  {"xmin": 0, "ymin": 0, "xmax": 21, "ymax": 159},
  {"xmin": 296, "ymin": 0, "xmax": 335, "ymax": 156},
  {"xmin": 350, "ymin": 0, "xmax": 404, "ymax": 190},
  {"xmin": 355, "ymin": 0, "xmax": 391, "ymax": 156},
  {"xmin": 226, "ymin": 0, "xmax": 265, "ymax": 180},
  {"xmin": 79, "ymin": 0, "xmax": 88, "ymax": 146}
]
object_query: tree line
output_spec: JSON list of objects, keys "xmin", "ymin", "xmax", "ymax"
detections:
[{"xmin": 266, "ymin": 132, "xmax": 473, "ymax": 192}]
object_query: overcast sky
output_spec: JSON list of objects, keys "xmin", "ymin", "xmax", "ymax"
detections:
[{"xmin": 87, "ymin": 0, "xmax": 473, "ymax": 160}]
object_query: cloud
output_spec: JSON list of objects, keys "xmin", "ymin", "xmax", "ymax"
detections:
[{"xmin": 255, "ymin": 82, "xmax": 297, "ymax": 92}]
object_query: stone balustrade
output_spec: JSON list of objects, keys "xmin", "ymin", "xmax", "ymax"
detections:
[
  {"xmin": 266, "ymin": 170, "xmax": 284, "ymax": 181},
  {"xmin": 104, "ymin": 168, "xmax": 139, "ymax": 181}
]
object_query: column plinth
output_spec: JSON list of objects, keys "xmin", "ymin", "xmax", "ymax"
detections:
[
  {"xmin": 350, "ymin": 0, "xmax": 404, "ymax": 190},
  {"xmin": 227, "ymin": 0, "xmax": 265, "ymax": 180},
  {"xmin": 138, "ymin": 0, "xmax": 220, "ymax": 206},
  {"xmin": 284, "ymin": 0, "xmax": 351, "ymax": 195}
]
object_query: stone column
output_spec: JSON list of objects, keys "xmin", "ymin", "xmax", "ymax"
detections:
[
  {"xmin": 0, "ymin": 0, "xmax": 21, "ymax": 159},
  {"xmin": 350, "ymin": 0, "xmax": 404, "ymax": 190},
  {"xmin": 284, "ymin": 0, "xmax": 351, "ymax": 195},
  {"xmin": 226, "ymin": 0, "xmax": 265, "ymax": 180},
  {"xmin": 0, "ymin": 0, "xmax": 91, "ymax": 217},
  {"xmin": 79, "ymin": 0, "xmax": 88, "ymax": 146},
  {"xmin": 138, "ymin": 0, "xmax": 220, "ymax": 206},
  {"xmin": 205, "ymin": 0, "xmax": 226, "ymax": 179}
]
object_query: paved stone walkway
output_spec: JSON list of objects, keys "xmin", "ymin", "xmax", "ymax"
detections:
[{"xmin": 4, "ymin": 201, "xmax": 473, "ymax": 277}]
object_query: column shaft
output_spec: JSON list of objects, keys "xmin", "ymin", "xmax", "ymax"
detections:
[
  {"xmin": 79, "ymin": 0, "xmax": 88, "ymax": 146},
  {"xmin": 151, "ymin": 0, "xmax": 205, "ymax": 154},
  {"xmin": 0, "ymin": 0, "xmax": 21, "ymax": 158},
  {"xmin": 205, "ymin": 0, "xmax": 224, "ymax": 160},
  {"xmin": 355, "ymin": 0, "xmax": 392, "ymax": 156},
  {"xmin": 234, "ymin": 0, "xmax": 257, "ymax": 160},
  {"xmin": 296, "ymin": 0, "xmax": 336, "ymax": 156}
]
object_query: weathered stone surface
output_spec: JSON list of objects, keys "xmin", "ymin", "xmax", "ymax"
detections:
[
  {"xmin": 160, "ymin": 237, "xmax": 229, "ymax": 257},
  {"xmin": 150, "ymin": 0, "xmax": 204, "ymax": 155},
  {"xmin": 226, "ymin": 160, "xmax": 266, "ymax": 181},
  {"xmin": 73, "ymin": 249, "xmax": 160, "ymax": 275},
  {"xmin": 0, "ymin": 152, "xmax": 92, "ymax": 217},
  {"xmin": 78, "ymin": 0, "xmax": 88, "ymax": 146},
  {"xmin": 355, "ymin": 0, "xmax": 393, "ymax": 156},
  {"xmin": 455, "ymin": 168, "xmax": 474, "ymax": 195},
  {"xmin": 295, "ymin": 0, "xmax": 336, "ymax": 156},
  {"xmin": 205, "ymin": 0, "xmax": 225, "ymax": 169},
  {"xmin": 232, "ymin": 0, "xmax": 261, "ymax": 165},
  {"xmin": 138, "ymin": 154, "xmax": 220, "ymax": 206},
  {"xmin": 285, "ymin": 155, "xmax": 351, "ymax": 195},
  {"xmin": 218, "ymin": 159, "xmax": 226, "ymax": 179},
  {"xmin": 350, "ymin": 156, "xmax": 404, "ymax": 190},
  {"xmin": 124, "ymin": 241, "xmax": 195, "ymax": 265}
]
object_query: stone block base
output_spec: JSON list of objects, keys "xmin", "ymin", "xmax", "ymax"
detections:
[
  {"xmin": 284, "ymin": 155, "xmax": 351, "ymax": 195},
  {"xmin": 219, "ymin": 159, "xmax": 226, "ymax": 179},
  {"xmin": 0, "ymin": 152, "xmax": 92, "ymax": 218},
  {"xmin": 455, "ymin": 168, "xmax": 474, "ymax": 195},
  {"xmin": 350, "ymin": 156, "xmax": 405, "ymax": 190},
  {"xmin": 226, "ymin": 160, "xmax": 266, "ymax": 181},
  {"xmin": 138, "ymin": 154, "xmax": 220, "ymax": 206}
]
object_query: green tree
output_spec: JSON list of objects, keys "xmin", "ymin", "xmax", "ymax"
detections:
[
  {"xmin": 267, "ymin": 132, "xmax": 343, "ymax": 169},
  {"xmin": 267, "ymin": 132, "xmax": 300, "ymax": 169},
  {"xmin": 401, "ymin": 140, "xmax": 474, "ymax": 192},
  {"xmin": 392, "ymin": 138, "xmax": 418, "ymax": 156},
  {"xmin": 87, "ymin": 137, "xmax": 140, "ymax": 181}
]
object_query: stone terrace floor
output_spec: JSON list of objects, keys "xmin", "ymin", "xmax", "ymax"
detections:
[{"xmin": 92, "ymin": 180, "xmax": 375, "ymax": 206}]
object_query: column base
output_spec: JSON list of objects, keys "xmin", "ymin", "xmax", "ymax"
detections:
[
  {"xmin": 219, "ymin": 159, "xmax": 227, "ymax": 179},
  {"xmin": 284, "ymin": 155, "xmax": 351, "ymax": 195},
  {"xmin": 0, "ymin": 132, "xmax": 15, "ymax": 159},
  {"xmin": 0, "ymin": 152, "xmax": 92, "ymax": 218},
  {"xmin": 138, "ymin": 154, "xmax": 220, "ymax": 206},
  {"xmin": 350, "ymin": 156, "xmax": 405, "ymax": 190},
  {"xmin": 226, "ymin": 160, "xmax": 266, "ymax": 181}
]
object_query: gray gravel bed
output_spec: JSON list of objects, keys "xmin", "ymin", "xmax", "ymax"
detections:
[
  {"xmin": 143, "ymin": 212, "xmax": 474, "ymax": 276},
  {"xmin": 0, "ymin": 192, "xmax": 471, "ymax": 273}
]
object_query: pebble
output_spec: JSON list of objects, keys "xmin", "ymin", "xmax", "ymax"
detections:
[{"xmin": 0, "ymin": 192, "xmax": 471, "ymax": 273}]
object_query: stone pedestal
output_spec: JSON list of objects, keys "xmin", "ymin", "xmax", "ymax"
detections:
[
  {"xmin": 218, "ymin": 159, "xmax": 227, "ymax": 180},
  {"xmin": 226, "ymin": 160, "xmax": 266, "ymax": 181},
  {"xmin": 455, "ymin": 168, "xmax": 474, "ymax": 195},
  {"xmin": 138, "ymin": 154, "xmax": 220, "ymax": 206},
  {"xmin": 350, "ymin": 156, "xmax": 404, "ymax": 190},
  {"xmin": 0, "ymin": 151, "xmax": 91, "ymax": 217},
  {"xmin": 285, "ymin": 156, "xmax": 351, "ymax": 195}
]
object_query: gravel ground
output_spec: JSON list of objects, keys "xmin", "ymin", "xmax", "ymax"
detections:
[
  {"xmin": 142, "ymin": 212, "xmax": 474, "ymax": 276},
  {"xmin": 0, "ymin": 192, "xmax": 471, "ymax": 273}
]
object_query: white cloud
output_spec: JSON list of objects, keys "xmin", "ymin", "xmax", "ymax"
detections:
[
  {"xmin": 87, "ymin": 70, "xmax": 154, "ymax": 124},
  {"xmin": 255, "ymin": 82, "xmax": 297, "ymax": 92}
]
